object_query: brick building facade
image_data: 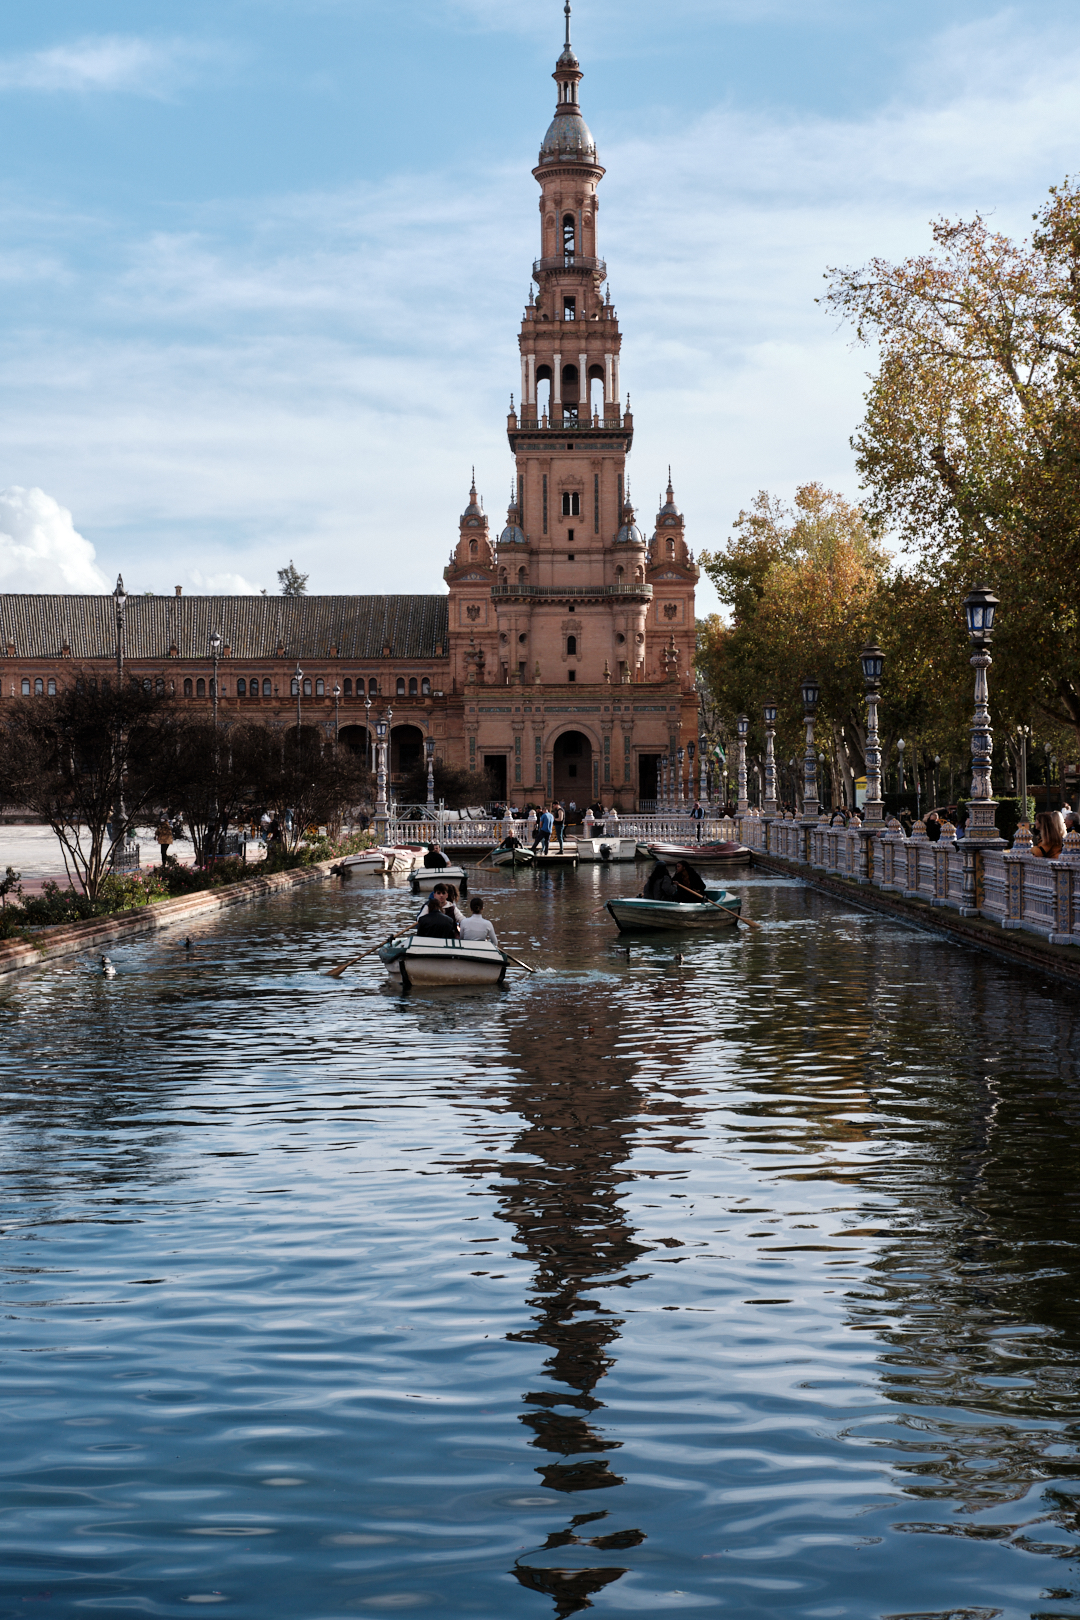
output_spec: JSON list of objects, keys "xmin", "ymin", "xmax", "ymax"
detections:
[{"xmin": 0, "ymin": 10, "xmax": 699, "ymax": 810}]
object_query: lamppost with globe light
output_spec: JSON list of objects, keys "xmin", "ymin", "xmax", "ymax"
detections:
[
  {"xmin": 425, "ymin": 737, "xmax": 436, "ymax": 814},
  {"xmin": 110, "ymin": 574, "xmax": 129, "ymax": 855},
  {"xmin": 332, "ymin": 684, "xmax": 341, "ymax": 747},
  {"xmin": 762, "ymin": 700, "xmax": 778, "ymax": 817},
  {"xmin": 896, "ymin": 736, "xmax": 905, "ymax": 796},
  {"xmin": 293, "ymin": 662, "xmax": 303, "ymax": 739},
  {"xmin": 209, "ymin": 629, "xmax": 222, "ymax": 730},
  {"xmin": 859, "ymin": 641, "xmax": 885, "ymax": 824},
  {"xmin": 736, "ymin": 714, "xmax": 749, "ymax": 814},
  {"xmin": 800, "ymin": 676, "xmax": 820, "ymax": 823},
  {"xmin": 959, "ymin": 582, "xmax": 1003, "ymax": 913},
  {"xmin": 677, "ymin": 745, "xmax": 685, "ymax": 812}
]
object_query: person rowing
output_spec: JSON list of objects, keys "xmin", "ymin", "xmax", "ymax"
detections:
[
  {"xmin": 642, "ymin": 860, "xmax": 678, "ymax": 901},
  {"xmin": 673, "ymin": 859, "xmax": 706, "ymax": 903},
  {"xmin": 424, "ymin": 841, "xmax": 451, "ymax": 869}
]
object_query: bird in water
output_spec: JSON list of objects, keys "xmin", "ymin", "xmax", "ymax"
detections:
[
  {"xmin": 100, "ymin": 955, "xmax": 116, "ymax": 977},
  {"xmin": 183, "ymin": 937, "xmax": 193, "ymax": 952},
  {"xmin": 674, "ymin": 952, "xmax": 685, "ymax": 968}
]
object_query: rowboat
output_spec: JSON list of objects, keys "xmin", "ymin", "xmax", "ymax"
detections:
[
  {"xmin": 646, "ymin": 840, "xmax": 751, "ymax": 865},
  {"xmin": 605, "ymin": 892, "xmax": 742, "ymax": 932},
  {"xmin": 378, "ymin": 932, "xmax": 510, "ymax": 986},
  {"xmin": 576, "ymin": 837, "xmax": 639, "ymax": 862},
  {"xmin": 410, "ymin": 864, "xmax": 468, "ymax": 891},
  {"xmin": 489, "ymin": 846, "xmax": 534, "ymax": 868},
  {"xmin": 383, "ymin": 845, "xmax": 423, "ymax": 873},
  {"xmin": 333, "ymin": 850, "xmax": 386, "ymax": 876}
]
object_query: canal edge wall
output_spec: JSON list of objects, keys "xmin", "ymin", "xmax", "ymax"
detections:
[
  {"xmin": 0, "ymin": 862, "xmax": 336, "ymax": 982},
  {"xmin": 752, "ymin": 852, "xmax": 1080, "ymax": 988}
]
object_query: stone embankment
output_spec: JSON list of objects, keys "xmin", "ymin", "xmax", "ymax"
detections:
[{"xmin": 0, "ymin": 862, "xmax": 335, "ymax": 981}]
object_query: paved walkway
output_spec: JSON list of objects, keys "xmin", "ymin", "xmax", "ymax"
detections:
[{"xmin": 0, "ymin": 825, "xmax": 265, "ymax": 897}]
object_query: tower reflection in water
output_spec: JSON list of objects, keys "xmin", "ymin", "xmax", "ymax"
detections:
[{"xmin": 484, "ymin": 995, "xmax": 669, "ymax": 1616}]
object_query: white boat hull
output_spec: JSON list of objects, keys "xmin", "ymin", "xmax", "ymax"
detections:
[
  {"xmin": 382, "ymin": 845, "xmax": 423, "ymax": 873},
  {"xmin": 606, "ymin": 896, "xmax": 742, "ymax": 932},
  {"xmin": 575, "ymin": 837, "xmax": 638, "ymax": 862},
  {"xmin": 379, "ymin": 934, "xmax": 508, "ymax": 986},
  {"xmin": 336, "ymin": 851, "xmax": 385, "ymax": 875},
  {"xmin": 410, "ymin": 865, "xmax": 467, "ymax": 890}
]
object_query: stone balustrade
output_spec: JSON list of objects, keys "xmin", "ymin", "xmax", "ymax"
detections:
[
  {"xmin": 389, "ymin": 814, "xmax": 737, "ymax": 847},
  {"xmin": 734, "ymin": 811, "xmax": 1080, "ymax": 950}
]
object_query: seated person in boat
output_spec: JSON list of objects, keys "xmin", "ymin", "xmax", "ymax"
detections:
[
  {"xmin": 460, "ymin": 896, "xmax": 498, "ymax": 945},
  {"xmin": 417, "ymin": 884, "xmax": 467, "ymax": 927},
  {"xmin": 415, "ymin": 892, "xmax": 460, "ymax": 938},
  {"xmin": 673, "ymin": 860, "xmax": 707, "ymax": 903},
  {"xmin": 424, "ymin": 842, "xmax": 451, "ymax": 869},
  {"xmin": 497, "ymin": 833, "xmax": 522, "ymax": 851},
  {"xmin": 642, "ymin": 861, "xmax": 679, "ymax": 901}
]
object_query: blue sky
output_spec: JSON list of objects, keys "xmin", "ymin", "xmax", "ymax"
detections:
[{"xmin": 1, "ymin": 0, "xmax": 1079, "ymax": 610}]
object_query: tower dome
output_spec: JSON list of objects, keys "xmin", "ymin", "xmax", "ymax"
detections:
[{"xmin": 539, "ymin": 2, "xmax": 597, "ymax": 166}]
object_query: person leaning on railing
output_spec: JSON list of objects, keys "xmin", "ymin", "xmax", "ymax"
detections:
[{"xmin": 1031, "ymin": 810, "xmax": 1065, "ymax": 859}]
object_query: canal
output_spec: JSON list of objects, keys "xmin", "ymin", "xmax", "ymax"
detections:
[{"xmin": 2, "ymin": 863, "xmax": 1080, "ymax": 1618}]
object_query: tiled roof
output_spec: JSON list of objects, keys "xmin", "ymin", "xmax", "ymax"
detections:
[{"xmin": 0, "ymin": 595, "xmax": 450, "ymax": 662}]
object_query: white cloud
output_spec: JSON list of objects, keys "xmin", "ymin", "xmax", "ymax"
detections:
[
  {"xmin": 0, "ymin": 488, "xmax": 110, "ymax": 592},
  {"xmin": 188, "ymin": 568, "xmax": 266, "ymax": 594},
  {"xmin": 0, "ymin": 36, "xmax": 201, "ymax": 96}
]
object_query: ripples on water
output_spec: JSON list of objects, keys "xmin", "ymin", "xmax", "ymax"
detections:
[{"xmin": 3, "ymin": 864, "xmax": 1080, "ymax": 1618}]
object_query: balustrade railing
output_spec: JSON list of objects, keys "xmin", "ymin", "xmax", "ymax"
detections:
[{"xmin": 735, "ymin": 812, "xmax": 1080, "ymax": 951}]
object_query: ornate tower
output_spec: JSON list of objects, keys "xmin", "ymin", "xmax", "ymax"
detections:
[{"xmin": 445, "ymin": 3, "xmax": 700, "ymax": 809}]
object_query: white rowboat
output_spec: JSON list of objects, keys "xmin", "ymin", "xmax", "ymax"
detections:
[
  {"xmin": 410, "ymin": 864, "xmax": 468, "ymax": 891},
  {"xmin": 378, "ymin": 933, "xmax": 510, "ymax": 986}
]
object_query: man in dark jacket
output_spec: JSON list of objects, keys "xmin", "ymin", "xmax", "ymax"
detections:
[
  {"xmin": 415, "ymin": 893, "xmax": 459, "ymax": 938},
  {"xmin": 424, "ymin": 842, "xmax": 451, "ymax": 869},
  {"xmin": 673, "ymin": 860, "xmax": 706, "ymax": 903}
]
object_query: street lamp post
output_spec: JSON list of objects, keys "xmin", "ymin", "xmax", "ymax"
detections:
[
  {"xmin": 1044, "ymin": 741, "xmax": 1052, "ymax": 811},
  {"xmin": 677, "ymin": 745, "xmax": 685, "ymax": 813},
  {"xmin": 763, "ymin": 700, "xmax": 778, "ymax": 817},
  {"xmin": 800, "ymin": 676, "xmax": 820, "ymax": 822},
  {"xmin": 332, "ymin": 684, "xmax": 341, "ymax": 748},
  {"xmin": 425, "ymin": 737, "xmax": 436, "ymax": 813},
  {"xmin": 209, "ymin": 629, "xmax": 222, "ymax": 730},
  {"xmin": 896, "ymin": 737, "xmax": 905, "ymax": 795},
  {"xmin": 364, "ymin": 694, "xmax": 373, "ymax": 775},
  {"xmin": 687, "ymin": 739, "xmax": 696, "ymax": 809},
  {"xmin": 736, "ymin": 714, "xmax": 749, "ymax": 815},
  {"xmin": 110, "ymin": 574, "xmax": 129, "ymax": 857},
  {"xmin": 934, "ymin": 753, "xmax": 941, "ymax": 810},
  {"xmin": 959, "ymin": 582, "xmax": 1003, "ymax": 913},
  {"xmin": 294, "ymin": 661, "xmax": 303, "ymax": 739},
  {"xmin": 375, "ymin": 718, "xmax": 389, "ymax": 839},
  {"xmin": 698, "ymin": 735, "xmax": 708, "ymax": 805},
  {"xmin": 859, "ymin": 641, "xmax": 885, "ymax": 824},
  {"xmin": 1016, "ymin": 726, "xmax": 1030, "ymax": 819}
]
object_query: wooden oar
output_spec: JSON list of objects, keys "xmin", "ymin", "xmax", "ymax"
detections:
[
  {"xmin": 325, "ymin": 937, "xmax": 392, "ymax": 978},
  {"xmin": 502, "ymin": 952, "xmax": 536, "ymax": 974},
  {"xmin": 675, "ymin": 879, "xmax": 760, "ymax": 929}
]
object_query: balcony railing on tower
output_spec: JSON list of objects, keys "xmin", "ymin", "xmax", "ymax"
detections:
[{"xmin": 532, "ymin": 254, "xmax": 607, "ymax": 278}]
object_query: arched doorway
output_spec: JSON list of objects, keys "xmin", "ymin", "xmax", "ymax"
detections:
[
  {"xmin": 391, "ymin": 724, "xmax": 424, "ymax": 781},
  {"xmin": 552, "ymin": 730, "xmax": 593, "ymax": 806},
  {"xmin": 339, "ymin": 725, "xmax": 372, "ymax": 768}
]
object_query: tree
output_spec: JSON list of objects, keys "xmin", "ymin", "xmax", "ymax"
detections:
[
  {"xmin": 153, "ymin": 719, "xmax": 272, "ymax": 865},
  {"xmin": 0, "ymin": 679, "xmax": 176, "ymax": 899},
  {"xmin": 823, "ymin": 179, "xmax": 1080, "ymax": 743},
  {"xmin": 397, "ymin": 761, "xmax": 500, "ymax": 810},
  {"xmin": 699, "ymin": 484, "xmax": 889, "ymax": 804},
  {"xmin": 252, "ymin": 727, "xmax": 368, "ymax": 853},
  {"xmin": 278, "ymin": 560, "xmax": 309, "ymax": 596}
]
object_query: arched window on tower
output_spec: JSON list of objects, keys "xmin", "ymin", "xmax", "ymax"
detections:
[
  {"xmin": 668, "ymin": 537, "xmax": 675, "ymax": 557},
  {"xmin": 469, "ymin": 539, "xmax": 477, "ymax": 556},
  {"xmin": 562, "ymin": 214, "xmax": 575, "ymax": 260},
  {"xmin": 536, "ymin": 364, "xmax": 552, "ymax": 421},
  {"xmin": 518, "ymin": 566, "xmax": 527, "ymax": 585},
  {"xmin": 561, "ymin": 491, "xmax": 580, "ymax": 517},
  {"xmin": 566, "ymin": 635, "xmax": 577, "ymax": 656}
]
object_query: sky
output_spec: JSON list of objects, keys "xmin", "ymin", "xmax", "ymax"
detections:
[{"xmin": 1, "ymin": 0, "xmax": 1079, "ymax": 614}]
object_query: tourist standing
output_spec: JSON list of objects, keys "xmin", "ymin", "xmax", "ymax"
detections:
[
  {"xmin": 553, "ymin": 802, "xmax": 566, "ymax": 852},
  {"xmin": 533, "ymin": 805, "xmax": 554, "ymax": 855}
]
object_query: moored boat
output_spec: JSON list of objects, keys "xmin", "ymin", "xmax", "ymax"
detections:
[
  {"xmin": 489, "ymin": 846, "xmax": 534, "ymax": 868},
  {"xmin": 333, "ymin": 849, "xmax": 386, "ymax": 876},
  {"xmin": 576, "ymin": 837, "xmax": 638, "ymax": 862},
  {"xmin": 378, "ymin": 932, "xmax": 510, "ymax": 986},
  {"xmin": 605, "ymin": 892, "xmax": 742, "ymax": 932},
  {"xmin": 410, "ymin": 864, "xmax": 468, "ymax": 891},
  {"xmin": 383, "ymin": 845, "xmax": 423, "ymax": 873},
  {"xmin": 646, "ymin": 840, "xmax": 751, "ymax": 865}
]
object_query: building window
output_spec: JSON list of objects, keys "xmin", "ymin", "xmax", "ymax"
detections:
[
  {"xmin": 421, "ymin": 677, "xmax": 430, "ymax": 696},
  {"xmin": 518, "ymin": 566, "xmax": 527, "ymax": 585},
  {"xmin": 566, "ymin": 635, "xmax": 577, "ymax": 656},
  {"xmin": 155, "ymin": 677, "xmax": 164, "ymax": 696},
  {"xmin": 237, "ymin": 678, "xmax": 246, "ymax": 696},
  {"xmin": 263, "ymin": 679, "xmax": 272, "ymax": 697},
  {"xmin": 409, "ymin": 677, "xmax": 418, "ymax": 696},
  {"xmin": 469, "ymin": 540, "xmax": 477, "ymax": 556},
  {"xmin": 542, "ymin": 474, "xmax": 548, "ymax": 534},
  {"xmin": 315, "ymin": 678, "xmax": 324, "ymax": 696},
  {"xmin": 562, "ymin": 213, "xmax": 575, "ymax": 257},
  {"xmin": 302, "ymin": 678, "xmax": 312, "ymax": 697},
  {"xmin": 396, "ymin": 677, "xmax": 405, "ymax": 696},
  {"xmin": 47, "ymin": 678, "xmax": 57, "ymax": 696},
  {"xmin": 343, "ymin": 678, "xmax": 352, "ymax": 696},
  {"xmin": 563, "ymin": 294, "xmax": 576, "ymax": 321},
  {"xmin": 34, "ymin": 678, "xmax": 43, "ymax": 695},
  {"xmin": 369, "ymin": 678, "xmax": 378, "ymax": 696},
  {"xmin": 143, "ymin": 678, "xmax": 152, "ymax": 693},
  {"xmin": 568, "ymin": 669, "xmax": 576, "ymax": 682},
  {"xmin": 184, "ymin": 678, "xmax": 193, "ymax": 697},
  {"xmin": 196, "ymin": 678, "xmax": 205, "ymax": 697},
  {"xmin": 21, "ymin": 679, "xmax": 30, "ymax": 695},
  {"xmin": 561, "ymin": 491, "xmax": 580, "ymax": 516},
  {"xmin": 291, "ymin": 678, "xmax": 299, "ymax": 696}
]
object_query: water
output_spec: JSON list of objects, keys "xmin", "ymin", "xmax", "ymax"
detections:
[{"xmin": 3, "ymin": 863, "xmax": 1080, "ymax": 1619}]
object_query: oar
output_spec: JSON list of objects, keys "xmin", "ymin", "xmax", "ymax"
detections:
[
  {"xmin": 325, "ymin": 937, "xmax": 392, "ymax": 978},
  {"xmin": 502, "ymin": 952, "xmax": 536, "ymax": 974},
  {"xmin": 675, "ymin": 879, "xmax": 760, "ymax": 929}
]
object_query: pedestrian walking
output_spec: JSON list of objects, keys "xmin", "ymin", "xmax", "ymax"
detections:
[
  {"xmin": 532, "ymin": 805, "xmax": 554, "ymax": 855},
  {"xmin": 553, "ymin": 802, "xmax": 566, "ymax": 852},
  {"xmin": 155, "ymin": 819, "xmax": 175, "ymax": 868}
]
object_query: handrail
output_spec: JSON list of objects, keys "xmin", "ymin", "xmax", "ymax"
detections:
[
  {"xmin": 490, "ymin": 583, "xmax": 651, "ymax": 599},
  {"xmin": 532, "ymin": 254, "xmax": 607, "ymax": 277}
]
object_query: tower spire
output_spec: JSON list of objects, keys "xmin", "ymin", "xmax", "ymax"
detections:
[{"xmin": 564, "ymin": 0, "xmax": 572, "ymax": 49}]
